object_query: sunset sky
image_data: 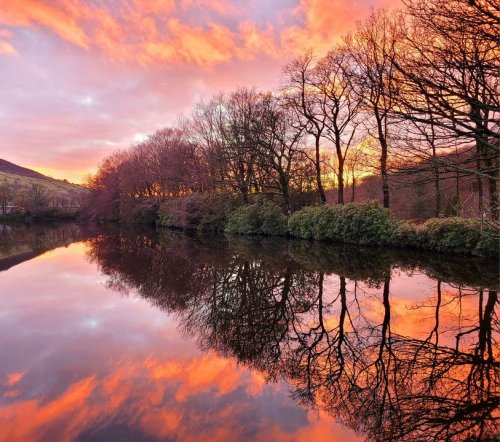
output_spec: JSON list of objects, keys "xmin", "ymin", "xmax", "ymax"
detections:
[{"xmin": 0, "ymin": 0, "xmax": 400, "ymax": 183}]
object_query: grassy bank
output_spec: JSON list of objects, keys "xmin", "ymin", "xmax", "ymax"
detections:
[
  {"xmin": 155, "ymin": 195, "xmax": 498, "ymax": 257},
  {"xmin": 0, "ymin": 207, "xmax": 81, "ymax": 223}
]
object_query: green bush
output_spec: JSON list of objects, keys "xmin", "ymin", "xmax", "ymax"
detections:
[
  {"xmin": 312, "ymin": 205, "xmax": 343, "ymax": 240},
  {"xmin": 391, "ymin": 221, "xmax": 418, "ymax": 247},
  {"xmin": 289, "ymin": 201, "xmax": 398, "ymax": 246},
  {"xmin": 338, "ymin": 201, "xmax": 397, "ymax": 245},
  {"xmin": 158, "ymin": 193, "xmax": 499, "ymax": 257},
  {"xmin": 418, "ymin": 217, "xmax": 499, "ymax": 257},
  {"xmin": 157, "ymin": 199, "xmax": 185, "ymax": 228},
  {"xmin": 288, "ymin": 205, "xmax": 322, "ymax": 239},
  {"xmin": 225, "ymin": 200, "xmax": 288, "ymax": 236},
  {"xmin": 131, "ymin": 204, "xmax": 158, "ymax": 225}
]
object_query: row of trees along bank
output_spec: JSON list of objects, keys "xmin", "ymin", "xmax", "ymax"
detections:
[{"xmin": 85, "ymin": 0, "xmax": 499, "ymax": 225}]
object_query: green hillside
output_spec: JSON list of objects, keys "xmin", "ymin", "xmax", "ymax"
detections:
[{"xmin": 0, "ymin": 160, "xmax": 85, "ymax": 209}]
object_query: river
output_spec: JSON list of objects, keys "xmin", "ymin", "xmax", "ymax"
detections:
[{"xmin": 0, "ymin": 223, "xmax": 498, "ymax": 441}]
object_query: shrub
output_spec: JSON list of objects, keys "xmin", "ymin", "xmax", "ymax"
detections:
[
  {"xmin": 130, "ymin": 204, "xmax": 158, "ymax": 225},
  {"xmin": 338, "ymin": 201, "xmax": 398, "ymax": 245},
  {"xmin": 289, "ymin": 190, "xmax": 318, "ymax": 212},
  {"xmin": 391, "ymin": 221, "xmax": 418, "ymax": 247},
  {"xmin": 225, "ymin": 204, "xmax": 261, "ymax": 235},
  {"xmin": 157, "ymin": 198, "xmax": 186, "ymax": 228},
  {"xmin": 225, "ymin": 200, "xmax": 288, "ymax": 236},
  {"xmin": 418, "ymin": 217, "xmax": 499, "ymax": 257},
  {"xmin": 474, "ymin": 227, "xmax": 500, "ymax": 257},
  {"xmin": 312, "ymin": 205, "xmax": 343, "ymax": 240},
  {"xmin": 289, "ymin": 201, "xmax": 398, "ymax": 246},
  {"xmin": 158, "ymin": 194, "xmax": 499, "ymax": 257},
  {"xmin": 288, "ymin": 205, "xmax": 323, "ymax": 239}
]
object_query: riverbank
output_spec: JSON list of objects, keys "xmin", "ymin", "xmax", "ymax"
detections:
[
  {"xmin": 0, "ymin": 207, "xmax": 81, "ymax": 224},
  {"xmin": 156, "ymin": 196, "xmax": 499, "ymax": 258}
]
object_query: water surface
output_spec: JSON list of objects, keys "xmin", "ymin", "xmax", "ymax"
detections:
[{"xmin": 0, "ymin": 224, "xmax": 498, "ymax": 441}]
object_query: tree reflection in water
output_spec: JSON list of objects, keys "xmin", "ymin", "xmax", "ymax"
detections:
[
  {"xmin": 0, "ymin": 223, "xmax": 89, "ymax": 272},
  {"xmin": 87, "ymin": 228, "xmax": 499, "ymax": 442}
]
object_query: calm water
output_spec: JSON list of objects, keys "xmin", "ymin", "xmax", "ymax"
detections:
[{"xmin": 0, "ymin": 224, "xmax": 498, "ymax": 442}]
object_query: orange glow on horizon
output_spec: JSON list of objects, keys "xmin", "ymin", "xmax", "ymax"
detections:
[{"xmin": 26, "ymin": 165, "xmax": 97, "ymax": 185}]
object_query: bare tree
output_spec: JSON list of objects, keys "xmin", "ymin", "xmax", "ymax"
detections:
[
  {"xmin": 190, "ymin": 89, "xmax": 260, "ymax": 201},
  {"xmin": 249, "ymin": 93, "xmax": 306, "ymax": 214},
  {"xmin": 346, "ymin": 9, "xmax": 406, "ymax": 208},
  {"xmin": 392, "ymin": 0, "xmax": 500, "ymax": 218},
  {"xmin": 283, "ymin": 53, "xmax": 329, "ymax": 204},
  {"xmin": 18, "ymin": 184, "xmax": 50, "ymax": 212},
  {"xmin": 314, "ymin": 48, "xmax": 364, "ymax": 204}
]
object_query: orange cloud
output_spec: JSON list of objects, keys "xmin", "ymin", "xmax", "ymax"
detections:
[
  {"xmin": 0, "ymin": 0, "xmax": 90, "ymax": 48},
  {"xmin": 0, "ymin": 0, "xmax": 403, "ymax": 67},
  {"xmin": 0, "ymin": 28, "xmax": 16, "ymax": 55},
  {"xmin": 0, "ymin": 0, "xmax": 278, "ymax": 66},
  {"xmin": 281, "ymin": 0, "xmax": 366, "ymax": 54},
  {"xmin": 147, "ymin": 19, "xmax": 239, "ymax": 66},
  {"xmin": 132, "ymin": 0, "xmax": 176, "ymax": 15},
  {"xmin": 181, "ymin": 0, "xmax": 239, "ymax": 16},
  {"xmin": 145, "ymin": 352, "xmax": 242, "ymax": 402},
  {"xmin": 0, "ymin": 0, "xmax": 405, "ymax": 183},
  {"xmin": 139, "ymin": 408, "xmax": 182, "ymax": 439},
  {"xmin": 5, "ymin": 372, "xmax": 25, "ymax": 386},
  {"xmin": 0, "ymin": 376, "xmax": 97, "ymax": 442}
]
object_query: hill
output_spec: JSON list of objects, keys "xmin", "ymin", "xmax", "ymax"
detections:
[
  {"xmin": 0, "ymin": 159, "xmax": 50, "ymax": 180},
  {"xmin": 0, "ymin": 158, "xmax": 85, "ymax": 209}
]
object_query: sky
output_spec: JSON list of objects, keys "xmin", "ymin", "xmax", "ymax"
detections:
[{"xmin": 0, "ymin": 0, "xmax": 400, "ymax": 183}]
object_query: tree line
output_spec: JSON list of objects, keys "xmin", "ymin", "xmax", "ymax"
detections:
[
  {"xmin": 87, "ymin": 0, "xmax": 499, "ymax": 220},
  {"xmin": 0, "ymin": 182, "xmax": 82, "ymax": 215}
]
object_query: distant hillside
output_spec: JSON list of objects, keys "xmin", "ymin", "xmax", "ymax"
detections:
[
  {"xmin": 0, "ymin": 158, "xmax": 85, "ymax": 208},
  {"xmin": 0, "ymin": 159, "xmax": 50, "ymax": 180}
]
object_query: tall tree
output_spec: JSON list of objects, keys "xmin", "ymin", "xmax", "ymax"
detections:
[
  {"xmin": 392, "ymin": 0, "xmax": 499, "ymax": 218},
  {"xmin": 346, "ymin": 10, "xmax": 405, "ymax": 208},
  {"xmin": 314, "ymin": 48, "xmax": 363, "ymax": 204},
  {"xmin": 250, "ymin": 93, "xmax": 306, "ymax": 214},
  {"xmin": 0, "ymin": 184, "xmax": 13, "ymax": 215},
  {"xmin": 283, "ymin": 53, "xmax": 329, "ymax": 204}
]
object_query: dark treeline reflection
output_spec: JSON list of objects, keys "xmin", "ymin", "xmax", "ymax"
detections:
[
  {"xmin": 0, "ymin": 223, "xmax": 90, "ymax": 272},
  {"xmin": 87, "ymin": 228, "xmax": 499, "ymax": 442}
]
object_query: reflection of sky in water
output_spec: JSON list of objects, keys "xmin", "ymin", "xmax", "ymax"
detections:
[{"xmin": 0, "ymin": 242, "xmax": 361, "ymax": 441}]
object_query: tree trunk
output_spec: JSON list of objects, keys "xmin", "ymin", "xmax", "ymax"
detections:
[
  {"xmin": 380, "ymin": 141, "xmax": 390, "ymax": 209},
  {"xmin": 432, "ymin": 149, "xmax": 441, "ymax": 217},
  {"xmin": 473, "ymin": 111, "xmax": 497, "ymax": 219},
  {"xmin": 315, "ymin": 136, "xmax": 326, "ymax": 204},
  {"xmin": 238, "ymin": 162, "xmax": 249, "ymax": 204},
  {"xmin": 337, "ymin": 152, "xmax": 344, "ymax": 205},
  {"xmin": 485, "ymin": 158, "xmax": 498, "ymax": 220},
  {"xmin": 455, "ymin": 168, "xmax": 461, "ymax": 216},
  {"xmin": 351, "ymin": 176, "xmax": 356, "ymax": 202},
  {"xmin": 375, "ymin": 110, "xmax": 390, "ymax": 208},
  {"xmin": 280, "ymin": 177, "xmax": 291, "ymax": 216},
  {"xmin": 476, "ymin": 153, "xmax": 484, "ymax": 215}
]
